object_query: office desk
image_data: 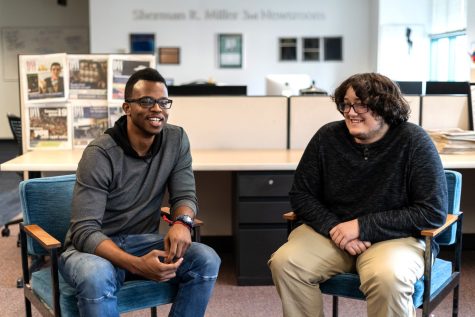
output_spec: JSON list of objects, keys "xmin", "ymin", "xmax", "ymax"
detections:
[
  {"xmin": 2, "ymin": 150, "xmax": 475, "ymax": 285},
  {"xmin": 0, "ymin": 149, "xmax": 305, "ymax": 172},
  {"xmin": 2, "ymin": 149, "xmax": 475, "ymax": 172}
]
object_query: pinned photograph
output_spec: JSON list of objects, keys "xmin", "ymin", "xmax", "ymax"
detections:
[
  {"xmin": 108, "ymin": 54, "xmax": 155, "ymax": 101},
  {"xmin": 68, "ymin": 55, "xmax": 108, "ymax": 100},
  {"xmin": 27, "ymin": 103, "xmax": 71, "ymax": 149},
  {"xmin": 72, "ymin": 102, "xmax": 109, "ymax": 148},
  {"xmin": 19, "ymin": 53, "xmax": 69, "ymax": 103}
]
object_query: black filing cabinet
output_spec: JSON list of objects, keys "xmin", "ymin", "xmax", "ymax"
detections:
[{"xmin": 233, "ymin": 171, "xmax": 293, "ymax": 285}]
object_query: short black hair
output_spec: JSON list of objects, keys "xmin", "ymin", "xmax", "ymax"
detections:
[
  {"xmin": 124, "ymin": 67, "xmax": 167, "ymax": 100},
  {"xmin": 332, "ymin": 72, "xmax": 410, "ymax": 126}
]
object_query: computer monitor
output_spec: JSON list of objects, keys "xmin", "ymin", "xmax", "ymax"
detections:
[{"xmin": 265, "ymin": 74, "xmax": 312, "ymax": 96}]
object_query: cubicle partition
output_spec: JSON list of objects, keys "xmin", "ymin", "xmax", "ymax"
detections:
[
  {"xmin": 289, "ymin": 95, "xmax": 421, "ymax": 149},
  {"xmin": 168, "ymin": 96, "xmax": 288, "ymax": 149},
  {"xmin": 421, "ymin": 95, "xmax": 471, "ymax": 130},
  {"xmin": 289, "ymin": 96, "xmax": 342, "ymax": 149}
]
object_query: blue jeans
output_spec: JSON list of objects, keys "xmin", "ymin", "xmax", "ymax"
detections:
[{"xmin": 59, "ymin": 234, "xmax": 221, "ymax": 317}]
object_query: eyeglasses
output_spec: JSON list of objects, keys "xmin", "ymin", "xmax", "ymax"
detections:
[
  {"xmin": 125, "ymin": 97, "xmax": 173, "ymax": 109},
  {"xmin": 337, "ymin": 102, "xmax": 369, "ymax": 114}
]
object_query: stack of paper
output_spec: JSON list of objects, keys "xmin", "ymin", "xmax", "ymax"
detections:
[{"xmin": 426, "ymin": 128, "xmax": 475, "ymax": 154}]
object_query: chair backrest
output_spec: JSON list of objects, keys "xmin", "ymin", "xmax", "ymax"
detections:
[
  {"xmin": 7, "ymin": 113, "xmax": 23, "ymax": 155},
  {"xmin": 437, "ymin": 170, "xmax": 462, "ymax": 245},
  {"xmin": 19, "ymin": 174, "xmax": 76, "ymax": 256}
]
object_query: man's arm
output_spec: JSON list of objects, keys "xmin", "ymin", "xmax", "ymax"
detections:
[
  {"xmin": 164, "ymin": 129, "xmax": 198, "ymax": 262},
  {"xmin": 290, "ymin": 132, "xmax": 340, "ymax": 237}
]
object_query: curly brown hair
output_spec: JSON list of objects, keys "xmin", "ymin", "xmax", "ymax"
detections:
[{"xmin": 332, "ymin": 73, "xmax": 410, "ymax": 125}]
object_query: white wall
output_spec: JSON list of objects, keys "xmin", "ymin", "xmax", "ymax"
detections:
[
  {"xmin": 89, "ymin": 0, "xmax": 375, "ymax": 96},
  {"xmin": 0, "ymin": 0, "xmax": 89, "ymax": 139},
  {"xmin": 377, "ymin": 0, "xmax": 431, "ymax": 81}
]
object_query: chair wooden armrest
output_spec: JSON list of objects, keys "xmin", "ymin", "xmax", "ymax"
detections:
[
  {"xmin": 283, "ymin": 211, "xmax": 461, "ymax": 239},
  {"xmin": 421, "ymin": 213, "xmax": 461, "ymax": 237},
  {"xmin": 23, "ymin": 224, "xmax": 61, "ymax": 250},
  {"xmin": 283, "ymin": 211, "xmax": 297, "ymax": 221},
  {"xmin": 160, "ymin": 207, "xmax": 204, "ymax": 227}
]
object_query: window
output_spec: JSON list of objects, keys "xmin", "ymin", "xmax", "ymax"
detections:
[
  {"xmin": 429, "ymin": 0, "xmax": 468, "ymax": 81},
  {"xmin": 302, "ymin": 38, "xmax": 320, "ymax": 61}
]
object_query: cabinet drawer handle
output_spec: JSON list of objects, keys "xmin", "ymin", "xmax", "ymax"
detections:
[{"xmin": 268, "ymin": 179, "xmax": 274, "ymax": 185}]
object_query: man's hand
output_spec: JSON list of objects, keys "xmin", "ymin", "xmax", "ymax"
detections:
[
  {"xmin": 344, "ymin": 239, "xmax": 371, "ymax": 255},
  {"xmin": 329, "ymin": 219, "xmax": 360, "ymax": 250},
  {"xmin": 164, "ymin": 223, "xmax": 192, "ymax": 263},
  {"xmin": 134, "ymin": 249, "xmax": 183, "ymax": 282}
]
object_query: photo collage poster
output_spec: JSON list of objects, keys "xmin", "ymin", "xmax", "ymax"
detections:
[{"xmin": 19, "ymin": 53, "xmax": 155, "ymax": 150}]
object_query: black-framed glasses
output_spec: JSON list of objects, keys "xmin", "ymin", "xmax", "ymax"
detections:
[
  {"xmin": 125, "ymin": 96, "xmax": 173, "ymax": 109},
  {"xmin": 337, "ymin": 102, "xmax": 369, "ymax": 114}
]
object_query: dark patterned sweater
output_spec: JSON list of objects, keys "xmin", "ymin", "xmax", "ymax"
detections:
[{"xmin": 290, "ymin": 120, "xmax": 447, "ymax": 254}]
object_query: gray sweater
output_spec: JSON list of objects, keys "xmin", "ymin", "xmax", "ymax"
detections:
[
  {"xmin": 64, "ymin": 124, "xmax": 197, "ymax": 254},
  {"xmin": 290, "ymin": 120, "xmax": 447, "ymax": 246}
]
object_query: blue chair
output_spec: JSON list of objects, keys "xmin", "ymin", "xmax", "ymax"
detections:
[
  {"xmin": 19, "ymin": 174, "xmax": 202, "ymax": 317},
  {"xmin": 283, "ymin": 170, "xmax": 463, "ymax": 317}
]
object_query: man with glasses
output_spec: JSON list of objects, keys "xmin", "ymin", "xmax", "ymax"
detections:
[
  {"xmin": 269, "ymin": 73, "xmax": 447, "ymax": 317},
  {"xmin": 60, "ymin": 67, "xmax": 220, "ymax": 317}
]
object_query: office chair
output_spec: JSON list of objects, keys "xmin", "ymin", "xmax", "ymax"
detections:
[
  {"xmin": 19, "ymin": 174, "xmax": 203, "ymax": 317},
  {"xmin": 2, "ymin": 114, "xmax": 24, "ymax": 240},
  {"xmin": 283, "ymin": 170, "xmax": 463, "ymax": 317}
]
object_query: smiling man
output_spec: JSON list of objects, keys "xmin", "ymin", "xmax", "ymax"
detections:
[
  {"xmin": 59, "ymin": 68, "xmax": 220, "ymax": 317},
  {"xmin": 269, "ymin": 73, "xmax": 447, "ymax": 317}
]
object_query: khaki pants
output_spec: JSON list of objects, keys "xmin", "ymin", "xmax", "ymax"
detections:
[{"xmin": 268, "ymin": 224, "xmax": 425, "ymax": 317}]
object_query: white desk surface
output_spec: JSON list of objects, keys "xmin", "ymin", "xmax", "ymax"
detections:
[
  {"xmin": 1, "ymin": 149, "xmax": 475, "ymax": 172},
  {"xmin": 0, "ymin": 149, "xmax": 304, "ymax": 172}
]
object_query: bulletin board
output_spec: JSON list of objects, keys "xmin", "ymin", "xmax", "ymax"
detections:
[{"xmin": 1, "ymin": 27, "xmax": 89, "ymax": 81}]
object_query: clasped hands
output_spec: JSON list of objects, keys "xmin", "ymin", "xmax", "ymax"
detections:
[
  {"xmin": 137, "ymin": 223, "xmax": 192, "ymax": 282},
  {"xmin": 329, "ymin": 219, "xmax": 371, "ymax": 255}
]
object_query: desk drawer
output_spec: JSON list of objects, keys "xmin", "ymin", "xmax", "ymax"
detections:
[
  {"xmin": 238, "ymin": 201, "xmax": 291, "ymax": 223},
  {"xmin": 236, "ymin": 227, "xmax": 287, "ymax": 285},
  {"xmin": 237, "ymin": 172, "xmax": 293, "ymax": 197}
]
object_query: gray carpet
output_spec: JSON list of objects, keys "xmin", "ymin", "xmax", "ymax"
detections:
[{"xmin": 1, "ymin": 225, "xmax": 475, "ymax": 316}]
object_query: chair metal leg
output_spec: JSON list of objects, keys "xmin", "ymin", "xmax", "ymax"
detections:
[
  {"xmin": 332, "ymin": 296, "xmax": 338, "ymax": 317},
  {"xmin": 24, "ymin": 297, "xmax": 32, "ymax": 317},
  {"xmin": 151, "ymin": 306, "xmax": 157, "ymax": 317},
  {"xmin": 453, "ymin": 285, "xmax": 459, "ymax": 317}
]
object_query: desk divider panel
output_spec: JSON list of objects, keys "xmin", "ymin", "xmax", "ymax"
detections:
[
  {"xmin": 168, "ymin": 96, "xmax": 288, "ymax": 149},
  {"xmin": 421, "ymin": 95, "xmax": 470, "ymax": 130},
  {"xmin": 289, "ymin": 96, "xmax": 342, "ymax": 149},
  {"xmin": 405, "ymin": 95, "xmax": 421, "ymax": 126}
]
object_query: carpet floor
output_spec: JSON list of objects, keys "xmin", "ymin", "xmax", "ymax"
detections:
[{"xmin": 0, "ymin": 224, "xmax": 474, "ymax": 316}]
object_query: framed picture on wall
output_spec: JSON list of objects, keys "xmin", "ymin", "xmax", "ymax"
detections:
[
  {"xmin": 279, "ymin": 38, "xmax": 297, "ymax": 61},
  {"xmin": 324, "ymin": 37, "xmax": 343, "ymax": 61},
  {"xmin": 129, "ymin": 33, "xmax": 155, "ymax": 54},
  {"xmin": 159, "ymin": 47, "xmax": 180, "ymax": 64},
  {"xmin": 218, "ymin": 34, "xmax": 242, "ymax": 68}
]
